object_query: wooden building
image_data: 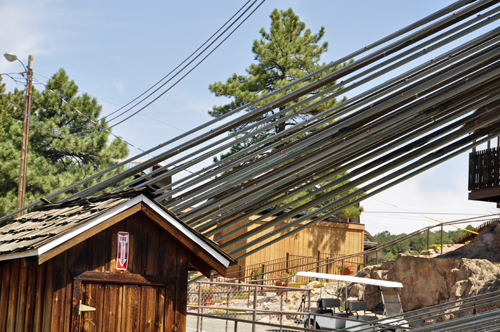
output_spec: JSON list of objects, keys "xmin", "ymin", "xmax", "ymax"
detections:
[
  {"xmin": 216, "ymin": 214, "xmax": 365, "ymax": 268},
  {"xmin": 0, "ymin": 188, "xmax": 235, "ymax": 332}
]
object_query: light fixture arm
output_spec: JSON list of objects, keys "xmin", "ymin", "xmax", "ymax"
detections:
[{"xmin": 16, "ymin": 58, "xmax": 28, "ymax": 74}]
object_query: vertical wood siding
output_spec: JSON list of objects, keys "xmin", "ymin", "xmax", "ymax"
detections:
[
  {"xmin": 217, "ymin": 217, "xmax": 364, "ymax": 268},
  {"xmin": 0, "ymin": 211, "xmax": 191, "ymax": 332}
]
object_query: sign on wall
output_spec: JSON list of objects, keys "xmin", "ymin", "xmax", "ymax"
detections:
[{"xmin": 116, "ymin": 232, "xmax": 129, "ymax": 270}]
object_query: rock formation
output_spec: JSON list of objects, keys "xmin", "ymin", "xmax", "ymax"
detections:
[
  {"xmin": 344, "ymin": 220, "xmax": 500, "ymax": 313},
  {"xmin": 439, "ymin": 221, "xmax": 500, "ymax": 262},
  {"xmin": 346, "ymin": 255, "xmax": 500, "ymax": 312}
]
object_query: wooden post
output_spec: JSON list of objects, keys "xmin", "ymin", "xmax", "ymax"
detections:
[
  {"xmin": 261, "ymin": 264, "xmax": 265, "ymax": 285},
  {"xmin": 441, "ymin": 224, "xmax": 444, "ymax": 254},
  {"xmin": 316, "ymin": 250, "xmax": 321, "ymax": 274},
  {"xmin": 427, "ymin": 229, "xmax": 430, "ymax": 250},
  {"xmin": 16, "ymin": 55, "xmax": 34, "ymax": 217}
]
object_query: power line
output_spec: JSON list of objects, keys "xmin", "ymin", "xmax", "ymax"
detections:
[
  {"xmin": 100, "ymin": 0, "xmax": 257, "ymax": 121},
  {"xmin": 33, "ymin": 72, "xmax": 188, "ymax": 133},
  {"xmin": 31, "ymin": 0, "xmax": 262, "ymax": 131},
  {"xmin": 31, "ymin": 78, "xmax": 195, "ymax": 174},
  {"xmin": 364, "ymin": 211, "xmax": 494, "ymax": 216},
  {"xmin": 102, "ymin": 0, "xmax": 266, "ymax": 128}
]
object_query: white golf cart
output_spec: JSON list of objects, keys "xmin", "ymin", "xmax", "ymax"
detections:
[{"xmin": 297, "ymin": 271, "xmax": 408, "ymax": 331}]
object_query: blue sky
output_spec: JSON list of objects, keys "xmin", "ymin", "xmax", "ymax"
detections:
[{"xmin": 1, "ymin": 0, "xmax": 497, "ymax": 236}]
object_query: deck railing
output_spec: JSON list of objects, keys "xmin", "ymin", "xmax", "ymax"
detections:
[{"xmin": 469, "ymin": 147, "xmax": 500, "ymax": 190}]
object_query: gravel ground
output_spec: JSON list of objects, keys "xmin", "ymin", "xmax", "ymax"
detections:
[{"xmin": 186, "ymin": 315, "xmax": 303, "ymax": 332}]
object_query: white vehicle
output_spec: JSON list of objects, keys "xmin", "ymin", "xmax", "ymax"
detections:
[{"xmin": 297, "ymin": 271, "xmax": 408, "ymax": 331}]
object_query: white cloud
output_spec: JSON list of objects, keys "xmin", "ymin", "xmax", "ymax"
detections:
[
  {"xmin": 113, "ymin": 80, "xmax": 125, "ymax": 95},
  {"xmin": 0, "ymin": 2, "xmax": 50, "ymax": 66}
]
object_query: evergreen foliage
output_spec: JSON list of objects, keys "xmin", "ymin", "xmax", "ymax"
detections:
[
  {"xmin": 208, "ymin": 8, "xmax": 362, "ymax": 219},
  {"xmin": 373, "ymin": 226, "xmax": 474, "ymax": 261},
  {"xmin": 0, "ymin": 69, "xmax": 129, "ymax": 218}
]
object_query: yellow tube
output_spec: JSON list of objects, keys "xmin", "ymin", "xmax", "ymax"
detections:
[{"xmin": 425, "ymin": 216, "xmax": 478, "ymax": 235}]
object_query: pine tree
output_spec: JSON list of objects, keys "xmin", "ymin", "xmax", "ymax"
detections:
[
  {"xmin": 0, "ymin": 69, "xmax": 129, "ymax": 218},
  {"xmin": 208, "ymin": 8, "xmax": 362, "ymax": 219}
]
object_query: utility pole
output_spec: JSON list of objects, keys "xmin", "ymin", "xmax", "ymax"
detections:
[{"xmin": 17, "ymin": 55, "xmax": 34, "ymax": 217}]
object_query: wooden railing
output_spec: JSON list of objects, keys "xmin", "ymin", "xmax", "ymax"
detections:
[{"xmin": 469, "ymin": 147, "xmax": 500, "ymax": 190}]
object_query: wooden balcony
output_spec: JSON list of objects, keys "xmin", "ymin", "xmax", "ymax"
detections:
[{"xmin": 468, "ymin": 147, "xmax": 500, "ymax": 202}]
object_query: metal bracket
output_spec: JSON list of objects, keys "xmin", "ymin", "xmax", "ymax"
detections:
[{"xmin": 79, "ymin": 300, "xmax": 96, "ymax": 314}]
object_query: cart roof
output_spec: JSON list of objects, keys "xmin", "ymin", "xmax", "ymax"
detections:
[{"xmin": 296, "ymin": 271, "xmax": 403, "ymax": 288}]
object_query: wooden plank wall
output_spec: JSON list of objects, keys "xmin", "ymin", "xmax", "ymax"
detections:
[
  {"xmin": 0, "ymin": 211, "xmax": 189, "ymax": 332},
  {"xmin": 215, "ymin": 216, "xmax": 364, "ymax": 268}
]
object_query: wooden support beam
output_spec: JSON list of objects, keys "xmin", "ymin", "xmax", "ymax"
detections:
[{"xmin": 71, "ymin": 271, "xmax": 177, "ymax": 286}]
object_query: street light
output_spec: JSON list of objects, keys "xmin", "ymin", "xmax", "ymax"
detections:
[
  {"xmin": 3, "ymin": 52, "xmax": 17, "ymax": 62},
  {"xmin": 3, "ymin": 52, "xmax": 34, "ymax": 217}
]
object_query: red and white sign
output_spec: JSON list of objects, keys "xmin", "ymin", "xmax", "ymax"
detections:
[{"xmin": 116, "ymin": 232, "xmax": 129, "ymax": 270}]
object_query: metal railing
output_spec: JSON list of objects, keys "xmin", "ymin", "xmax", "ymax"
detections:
[
  {"xmin": 187, "ymin": 282, "xmax": 500, "ymax": 331},
  {"xmin": 224, "ymin": 253, "xmax": 365, "ymax": 285},
  {"xmin": 188, "ymin": 281, "xmax": 312, "ymax": 332}
]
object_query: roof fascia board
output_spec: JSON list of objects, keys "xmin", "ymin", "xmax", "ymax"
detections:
[
  {"xmin": 0, "ymin": 248, "xmax": 39, "ymax": 262},
  {"xmin": 140, "ymin": 195, "xmax": 231, "ymax": 268}
]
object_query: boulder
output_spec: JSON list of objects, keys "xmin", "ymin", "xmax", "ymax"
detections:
[{"xmin": 439, "ymin": 221, "xmax": 500, "ymax": 262}]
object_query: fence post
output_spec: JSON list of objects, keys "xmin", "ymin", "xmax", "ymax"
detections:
[
  {"xmin": 427, "ymin": 228, "xmax": 430, "ymax": 250},
  {"xmin": 307, "ymin": 290, "xmax": 311, "ymax": 329},
  {"xmin": 261, "ymin": 264, "xmax": 265, "ymax": 285},
  {"xmin": 441, "ymin": 224, "xmax": 444, "ymax": 254},
  {"xmin": 197, "ymin": 282, "xmax": 202, "ymax": 332},
  {"xmin": 286, "ymin": 252, "xmax": 289, "ymax": 272},
  {"xmin": 253, "ymin": 286, "xmax": 258, "ymax": 332},
  {"xmin": 280, "ymin": 292, "xmax": 283, "ymax": 332},
  {"xmin": 226, "ymin": 291, "xmax": 230, "ymax": 332},
  {"xmin": 316, "ymin": 250, "xmax": 320, "ymax": 274}
]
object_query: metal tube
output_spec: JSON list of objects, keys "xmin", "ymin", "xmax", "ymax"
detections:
[
  {"xmin": 0, "ymin": 0, "xmax": 491, "ymax": 221},
  {"xmin": 233, "ymin": 128, "xmax": 500, "ymax": 259},
  {"xmin": 178, "ymin": 55, "xmax": 500, "ymax": 218},
  {"xmin": 163, "ymin": 27, "xmax": 499, "ymax": 210},
  {"xmin": 211, "ymin": 89, "xmax": 500, "ymax": 240},
  {"xmin": 160, "ymin": 28, "xmax": 500, "ymax": 208},
  {"xmin": 120, "ymin": 8, "xmax": 500, "ymax": 194}
]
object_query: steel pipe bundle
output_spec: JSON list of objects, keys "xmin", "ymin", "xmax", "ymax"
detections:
[{"xmin": 3, "ymin": 0, "xmax": 500, "ymax": 264}]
